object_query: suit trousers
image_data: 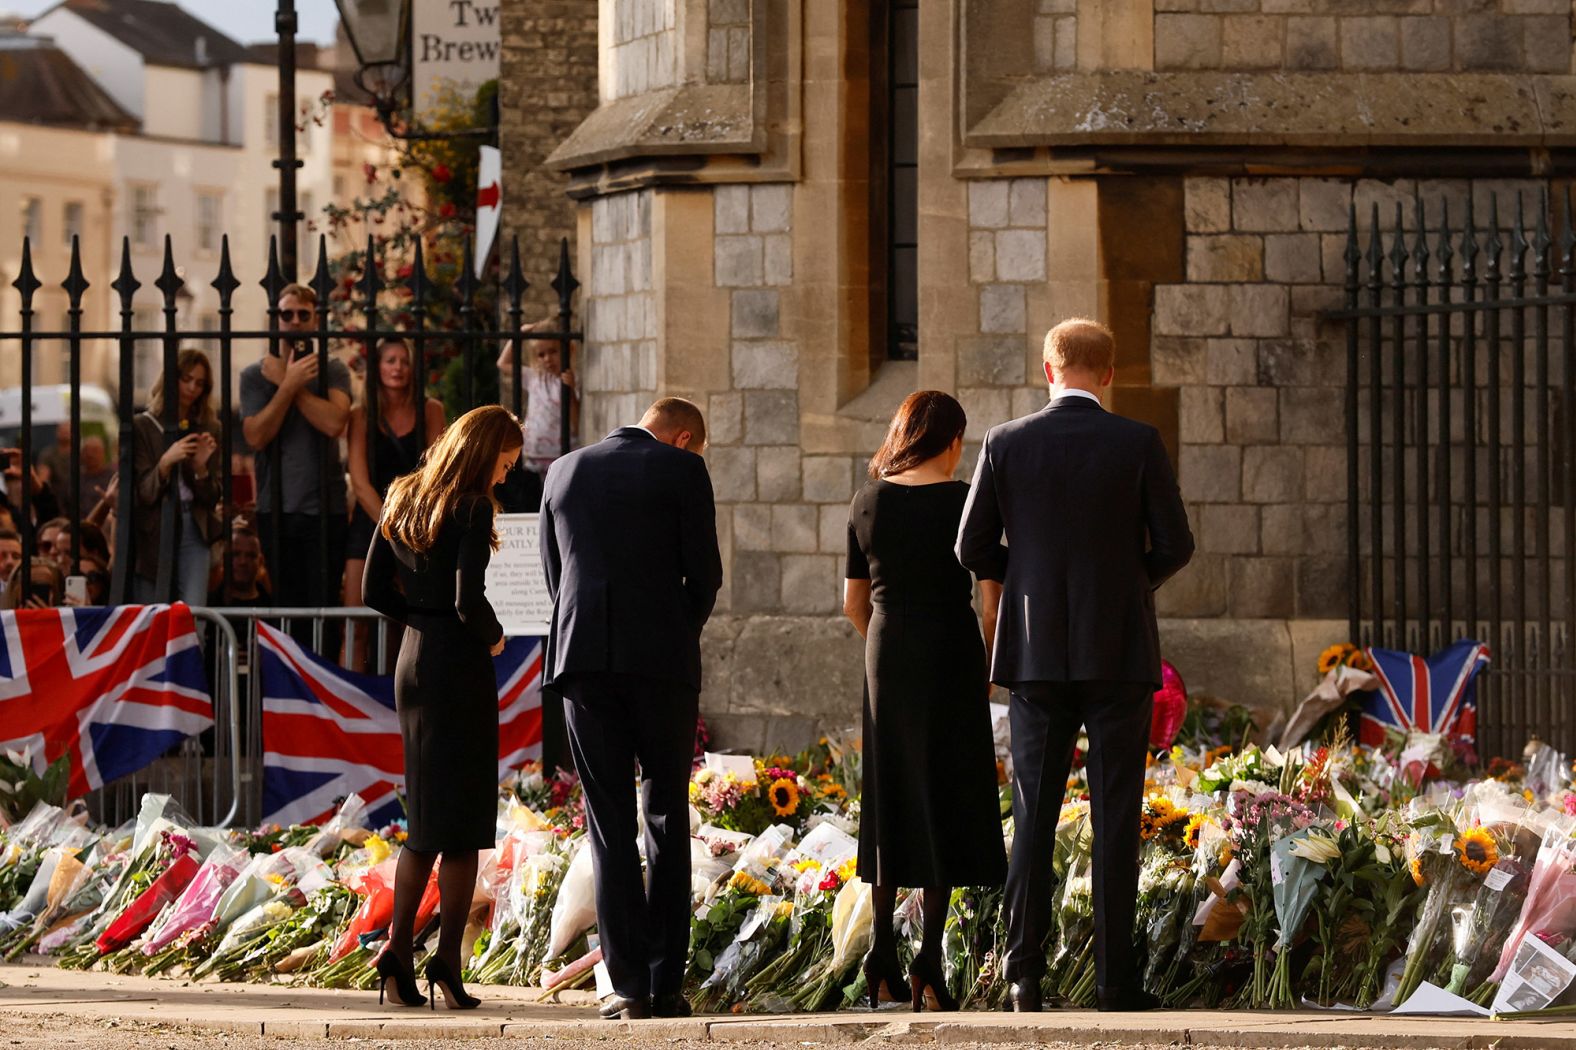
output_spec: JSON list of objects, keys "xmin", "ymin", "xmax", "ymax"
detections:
[
  {"xmin": 559, "ymin": 672, "xmax": 698, "ymax": 1001},
  {"xmin": 1002, "ymin": 680, "xmax": 1153, "ymax": 993}
]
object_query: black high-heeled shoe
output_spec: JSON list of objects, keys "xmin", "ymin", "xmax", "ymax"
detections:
[
  {"xmin": 861, "ymin": 946, "xmax": 907, "ymax": 1009},
  {"xmin": 908, "ymin": 953, "xmax": 958, "ymax": 1012},
  {"xmin": 375, "ymin": 951, "xmax": 427, "ymax": 1008},
  {"xmin": 424, "ymin": 955, "xmax": 481, "ymax": 1011}
]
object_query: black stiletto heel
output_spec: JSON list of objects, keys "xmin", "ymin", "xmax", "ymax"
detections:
[
  {"xmin": 861, "ymin": 947, "xmax": 907, "ymax": 1009},
  {"xmin": 375, "ymin": 951, "xmax": 427, "ymax": 1008},
  {"xmin": 908, "ymin": 954, "xmax": 958, "ymax": 1012},
  {"xmin": 424, "ymin": 956, "xmax": 481, "ymax": 1010}
]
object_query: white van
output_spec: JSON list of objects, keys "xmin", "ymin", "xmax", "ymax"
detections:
[{"xmin": 0, "ymin": 384, "xmax": 118, "ymax": 458}]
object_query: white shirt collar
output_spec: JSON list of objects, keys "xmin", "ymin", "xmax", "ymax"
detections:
[
  {"xmin": 630, "ymin": 425, "xmax": 658, "ymax": 440},
  {"xmin": 1054, "ymin": 388, "xmax": 1103, "ymax": 406}
]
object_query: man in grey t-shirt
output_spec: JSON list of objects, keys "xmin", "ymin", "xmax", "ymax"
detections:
[{"xmin": 240, "ymin": 283, "xmax": 351, "ymax": 622}]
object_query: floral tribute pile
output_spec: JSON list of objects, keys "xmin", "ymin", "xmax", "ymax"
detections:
[{"xmin": 6, "ymin": 650, "xmax": 1576, "ymax": 1016}]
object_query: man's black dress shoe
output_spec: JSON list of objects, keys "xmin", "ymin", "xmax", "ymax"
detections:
[
  {"xmin": 652, "ymin": 992, "xmax": 692, "ymax": 1018},
  {"xmin": 1007, "ymin": 980, "xmax": 1043, "ymax": 1012},
  {"xmin": 599, "ymin": 994, "xmax": 651, "ymax": 1019},
  {"xmin": 1096, "ymin": 987, "xmax": 1160, "ymax": 1012}
]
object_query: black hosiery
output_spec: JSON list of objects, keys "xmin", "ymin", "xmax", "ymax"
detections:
[
  {"xmin": 919, "ymin": 885, "xmax": 951, "ymax": 964},
  {"xmin": 870, "ymin": 882, "xmax": 898, "ymax": 957},
  {"xmin": 388, "ymin": 844, "xmax": 438, "ymax": 965},
  {"xmin": 435, "ymin": 850, "xmax": 479, "ymax": 974}
]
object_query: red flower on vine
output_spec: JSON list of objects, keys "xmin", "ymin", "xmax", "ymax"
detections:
[
  {"xmin": 440, "ymin": 202, "xmax": 457, "ymax": 218},
  {"xmin": 432, "ymin": 164, "xmax": 452, "ymax": 183}
]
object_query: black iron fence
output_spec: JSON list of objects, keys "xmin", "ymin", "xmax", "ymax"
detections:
[
  {"xmin": 1338, "ymin": 189, "xmax": 1576, "ymax": 758},
  {"xmin": 2, "ymin": 231, "xmax": 580, "ymax": 613}
]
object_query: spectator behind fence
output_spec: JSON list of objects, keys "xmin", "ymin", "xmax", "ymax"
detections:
[
  {"xmin": 1, "ymin": 446, "xmax": 61, "ymax": 537},
  {"xmin": 208, "ymin": 525, "xmax": 271, "ymax": 607},
  {"xmin": 47, "ymin": 520, "xmax": 110, "ymax": 578},
  {"xmin": 0, "ymin": 527, "xmax": 19, "ymax": 584},
  {"xmin": 497, "ymin": 320, "xmax": 580, "ymax": 478},
  {"xmin": 240, "ymin": 282, "xmax": 351, "ymax": 622},
  {"xmin": 344, "ymin": 337, "xmax": 446, "ymax": 608},
  {"xmin": 70, "ymin": 552, "xmax": 110, "ymax": 606},
  {"xmin": 134, "ymin": 348, "xmax": 222, "ymax": 606},
  {"xmin": 73, "ymin": 436, "xmax": 117, "ymax": 518},
  {"xmin": 2, "ymin": 557, "xmax": 63, "ymax": 610},
  {"xmin": 37, "ymin": 517, "xmax": 68, "ymax": 566},
  {"xmin": 36, "ymin": 421, "xmax": 71, "ymax": 487}
]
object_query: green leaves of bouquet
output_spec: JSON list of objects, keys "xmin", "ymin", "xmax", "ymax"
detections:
[{"xmin": 0, "ymin": 752, "xmax": 70, "ymax": 826}]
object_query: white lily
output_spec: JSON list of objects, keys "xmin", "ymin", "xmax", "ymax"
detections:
[{"xmin": 1288, "ymin": 830, "xmax": 1341, "ymax": 864}]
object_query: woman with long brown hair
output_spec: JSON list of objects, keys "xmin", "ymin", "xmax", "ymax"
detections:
[
  {"xmin": 133, "ymin": 348, "xmax": 221, "ymax": 605},
  {"xmin": 843, "ymin": 390, "xmax": 1006, "ymax": 1011},
  {"xmin": 362, "ymin": 405, "xmax": 523, "ymax": 1011}
]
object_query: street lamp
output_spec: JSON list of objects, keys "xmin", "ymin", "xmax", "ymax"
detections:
[{"xmin": 335, "ymin": 0, "xmax": 494, "ymax": 141}]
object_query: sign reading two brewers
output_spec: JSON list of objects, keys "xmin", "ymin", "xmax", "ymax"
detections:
[
  {"xmin": 412, "ymin": 0, "xmax": 500, "ymax": 124},
  {"xmin": 485, "ymin": 514, "xmax": 552, "ymax": 638}
]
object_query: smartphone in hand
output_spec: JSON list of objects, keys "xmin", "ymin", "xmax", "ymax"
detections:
[{"xmin": 65, "ymin": 575, "xmax": 88, "ymax": 605}]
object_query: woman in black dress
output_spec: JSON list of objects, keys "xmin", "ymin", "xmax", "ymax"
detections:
[
  {"xmin": 362, "ymin": 405, "xmax": 523, "ymax": 1010},
  {"xmin": 844, "ymin": 391, "xmax": 1006, "ymax": 1011}
]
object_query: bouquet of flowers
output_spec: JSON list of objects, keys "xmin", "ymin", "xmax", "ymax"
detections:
[{"xmin": 692, "ymin": 895, "xmax": 792, "ymax": 1012}]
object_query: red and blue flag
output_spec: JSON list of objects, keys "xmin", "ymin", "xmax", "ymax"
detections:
[{"xmin": 1359, "ymin": 639, "xmax": 1490, "ymax": 747}]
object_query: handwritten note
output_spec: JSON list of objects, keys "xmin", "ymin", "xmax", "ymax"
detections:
[{"xmin": 486, "ymin": 513, "xmax": 552, "ymax": 637}]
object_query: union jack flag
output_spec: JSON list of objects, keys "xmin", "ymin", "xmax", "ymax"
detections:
[
  {"xmin": 258, "ymin": 623, "xmax": 543, "ymax": 827},
  {"xmin": 0, "ymin": 604, "xmax": 213, "ymax": 796},
  {"xmin": 1359, "ymin": 639, "xmax": 1491, "ymax": 747}
]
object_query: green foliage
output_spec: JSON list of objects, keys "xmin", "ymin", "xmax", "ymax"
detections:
[{"xmin": 0, "ymin": 753, "xmax": 70, "ymax": 824}]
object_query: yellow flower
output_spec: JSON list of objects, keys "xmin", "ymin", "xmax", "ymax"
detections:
[
  {"xmin": 729, "ymin": 871, "xmax": 770, "ymax": 895},
  {"xmin": 1457, "ymin": 827, "xmax": 1499, "ymax": 876},
  {"xmin": 364, "ymin": 834, "xmax": 391, "ymax": 866},
  {"xmin": 769, "ymin": 778, "xmax": 800, "ymax": 817},
  {"xmin": 1524, "ymin": 789, "xmax": 1536, "ymax": 803},
  {"xmin": 1410, "ymin": 856, "xmax": 1426, "ymax": 886},
  {"xmin": 791, "ymin": 858, "xmax": 822, "ymax": 874},
  {"xmin": 820, "ymin": 783, "xmax": 847, "ymax": 801},
  {"xmin": 836, "ymin": 858, "xmax": 858, "ymax": 883},
  {"xmin": 1183, "ymin": 813, "xmax": 1210, "ymax": 851}
]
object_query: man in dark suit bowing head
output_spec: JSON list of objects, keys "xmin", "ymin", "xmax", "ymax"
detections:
[
  {"xmin": 956, "ymin": 318, "xmax": 1193, "ymax": 1013},
  {"xmin": 539, "ymin": 397, "xmax": 723, "ymax": 1021}
]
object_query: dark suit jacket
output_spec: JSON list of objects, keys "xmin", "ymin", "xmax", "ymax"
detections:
[
  {"xmin": 539, "ymin": 427, "xmax": 723, "ymax": 691},
  {"xmin": 956, "ymin": 395, "xmax": 1194, "ymax": 688}
]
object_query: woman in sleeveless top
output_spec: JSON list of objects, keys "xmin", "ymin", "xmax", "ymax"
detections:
[
  {"xmin": 345, "ymin": 338, "xmax": 446, "ymax": 666},
  {"xmin": 362, "ymin": 405, "xmax": 522, "ymax": 1010}
]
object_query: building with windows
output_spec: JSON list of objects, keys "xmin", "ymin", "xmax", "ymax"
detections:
[{"xmin": 518, "ymin": 0, "xmax": 1576, "ymax": 750}]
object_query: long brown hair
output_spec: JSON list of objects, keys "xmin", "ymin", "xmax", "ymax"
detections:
[
  {"xmin": 380, "ymin": 405, "xmax": 523, "ymax": 554},
  {"xmin": 358, "ymin": 338, "xmax": 414, "ymax": 416},
  {"xmin": 868, "ymin": 390, "xmax": 967, "ymax": 479},
  {"xmin": 147, "ymin": 348, "xmax": 217, "ymax": 429}
]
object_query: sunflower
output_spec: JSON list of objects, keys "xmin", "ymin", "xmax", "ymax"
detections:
[
  {"xmin": 1184, "ymin": 813, "xmax": 1210, "ymax": 851},
  {"xmin": 1139, "ymin": 811, "xmax": 1159, "ymax": 841},
  {"xmin": 1457, "ymin": 827, "xmax": 1499, "ymax": 876},
  {"xmin": 1410, "ymin": 855, "xmax": 1427, "ymax": 886},
  {"xmin": 1345, "ymin": 648, "xmax": 1373, "ymax": 672},
  {"xmin": 1318, "ymin": 643, "xmax": 1356, "ymax": 675},
  {"xmin": 769, "ymin": 778, "xmax": 800, "ymax": 816}
]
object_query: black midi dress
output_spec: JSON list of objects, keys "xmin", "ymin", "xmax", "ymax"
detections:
[
  {"xmin": 363, "ymin": 496, "xmax": 506, "ymax": 852},
  {"xmin": 847, "ymin": 479, "xmax": 1007, "ymax": 888}
]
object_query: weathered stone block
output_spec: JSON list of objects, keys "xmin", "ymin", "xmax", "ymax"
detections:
[
  {"xmin": 715, "ymin": 185, "xmax": 750, "ymax": 235},
  {"xmin": 1264, "ymin": 233, "xmax": 1323, "ymax": 284},
  {"xmin": 1260, "ymin": 504, "xmax": 1303, "ymax": 556},
  {"xmin": 1155, "ymin": 14, "xmax": 1223, "ymax": 70},
  {"xmin": 1012, "ymin": 387, "xmax": 1048, "ymax": 418},
  {"xmin": 764, "ymin": 235, "xmax": 792, "ymax": 286},
  {"xmin": 820, "ymin": 503, "xmax": 850, "ymax": 554},
  {"xmin": 1457, "ymin": 15, "xmax": 1523, "ymax": 70},
  {"xmin": 1259, "ymin": 339, "xmax": 1345, "ymax": 387},
  {"xmin": 969, "ymin": 232, "xmax": 995, "ymax": 284},
  {"xmin": 1229, "ymin": 557, "xmax": 1296, "ymax": 618},
  {"xmin": 1034, "ymin": 15, "xmax": 1057, "ymax": 70},
  {"xmin": 751, "ymin": 185, "xmax": 792, "ymax": 233},
  {"xmin": 1180, "ymin": 444, "xmax": 1242, "ymax": 503},
  {"xmin": 731, "ymin": 290, "xmax": 780, "ymax": 338},
  {"xmin": 733, "ymin": 341, "xmax": 798, "ymax": 390},
  {"xmin": 1053, "ymin": 15, "xmax": 1077, "ymax": 68},
  {"xmin": 958, "ymin": 387, "xmax": 1013, "ymax": 438},
  {"xmin": 1297, "ymin": 555, "xmax": 1350, "ymax": 619},
  {"xmin": 715, "ymin": 235, "xmax": 764, "ymax": 287},
  {"xmin": 1285, "ymin": 16, "xmax": 1338, "ymax": 70},
  {"xmin": 803, "ymin": 456, "xmax": 854, "ymax": 504},
  {"xmin": 1222, "ymin": 15, "xmax": 1283, "ymax": 68},
  {"xmin": 969, "ymin": 181, "xmax": 1011, "ymax": 229},
  {"xmin": 1185, "ymin": 178, "xmax": 1232, "ymax": 233},
  {"xmin": 1243, "ymin": 446, "xmax": 1304, "ymax": 503},
  {"xmin": 1226, "ymin": 386, "xmax": 1279, "ymax": 444},
  {"xmin": 1280, "ymin": 387, "xmax": 1345, "ymax": 444},
  {"xmin": 995, "ymin": 229, "xmax": 1047, "ymax": 282},
  {"xmin": 709, "ymin": 446, "xmax": 756, "ymax": 502},
  {"xmin": 1290, "ymin": 284, "xmax": 1343, "ymax": 318},
  {"xmin": 1180, "ymin": 386, "xmax": 1225, "ymax": 444},
  {"xmin": 731, "ymin": 552, "xmax": 781, "ymax": 613},
  {"xmin": 1155, "ymin": 284, "xmax": 1230, "ymax": 336},
  {"xmin": 771, "ymin": 504, "xmax": 819, "ymax": 554},
  {"xmin": 1232, "ymin": 179, "xmax": 1300, "ymax": 233},
  {"xmin": 1187, "ymin": 235, "xmax": 1264, "ymax": 282},
  {"xmin": 710, "ymin": 0, "xmax": 749, "ymax": 23},
  {"xmin": 1340, "ymin": 16, "xmax": 1399, "ymax": 70},
  {"xmin": 1159, "ymin": 616, "xmax": 1295, "ymax": 713},
  {"xmin": 1201, "ymin": 503, "xmax": 1261, "ymax": 554},
  {"xmin": 1206, "ymin": 338, "xmax": 1259, "ymax": 385},
  {"xmin": 744, "ymin": 391, "xmax": 800, "ymax": 445},
  {"xmin": 734, "ymin": 505, "xmax": 772, "ymax": 550},
  {"xmin": 709, "ymin": 392, "xmax": 744, "ymax": 446},
  {"xmin": 1039, "ymin": 0, "xmax": 1076, "ymax": 13},
  {"xmin": 1399, "ymin": 15, "xmax": 1450, "ymax": 71},
  {"xmin": 1201, "ymin": 0, "xmax": 1258, "ymax": 11},
  {"xmin": 1228, "ymin": 284, "xmax": 1290, "ymax": 337},
  {"xmin": 1523, "ymin": 15, "xmax": 1572, "ymax": 73},
  {"xmin": 1300, "ymin": 179, "xmax": 1352, "ymax": 232},
  {"xmin": 1010, "ymin": 178, "xmax": 1048, "ymax": 226},
  {"xmin": 728, "ymin": 617, "xmax": 865, "ymax": 716},
  {"xmin": 1303, "ymin": 444, "xmax": 1348, "ymax": 503},
  {"xmin": 1153, "ymin": 336, "xmax": 1209, "ymax": 385},
  {"xmin": 980, "ymin": 284, "xmax": 1027, "ymax": 333},
  {"xmin": 959, "ymin": 336, "xmax": 1027, "ymax": 386},
  {"xmin": 756, "ymin": 445, "xmax": 802, "ymax": 502},
  {"xmin": 1155, "ymin": 558, "xmax": 1230, "ymax": 618},
  {"xmin": 780, "ymin": 554, "xmax": 840, "ymax": 614}
]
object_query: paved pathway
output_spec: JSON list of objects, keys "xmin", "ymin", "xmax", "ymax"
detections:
[{"xmin": 4, "ymin": 958, "xmax": 1576, "ymax": 1047}]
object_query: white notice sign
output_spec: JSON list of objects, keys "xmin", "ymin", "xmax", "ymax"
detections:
[
  {"xmin": 486, "ymin": 513, "xmax": 551, "ymax": 637},
  {"xmin": 412, "ymin": 0, "xmax": 501, "ymax": 124}
]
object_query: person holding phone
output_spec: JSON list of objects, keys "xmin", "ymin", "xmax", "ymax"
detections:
[
  {"xmin": 2, "ymin": 558, "xmax": 63, "ymax": 610},
  {"xmin": 133, "ymin": 348, "xmax": 223, "ymax": 606}
]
